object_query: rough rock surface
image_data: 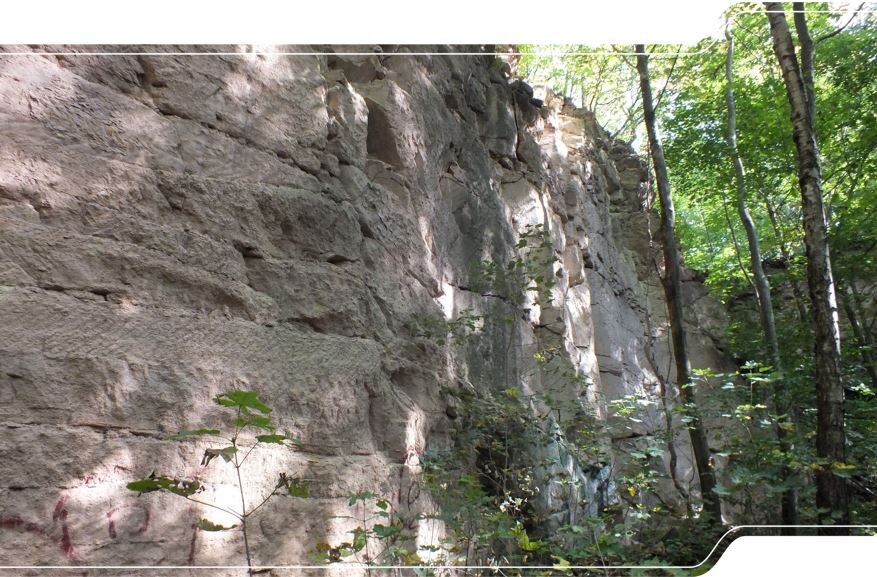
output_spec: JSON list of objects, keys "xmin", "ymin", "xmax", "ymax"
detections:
[{"xmin": 0, "ymin": 45, "xmax": 734, "ymax": 573}]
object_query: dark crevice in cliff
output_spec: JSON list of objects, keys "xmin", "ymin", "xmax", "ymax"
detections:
[{"xmin": 447, "ymin": 282, "xmax": 515, "ymax": 304}]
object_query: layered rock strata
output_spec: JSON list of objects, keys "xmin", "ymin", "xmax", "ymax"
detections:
[{"xmin": 0, "ymin": 45, "xmax": 732, "ymax": 571}]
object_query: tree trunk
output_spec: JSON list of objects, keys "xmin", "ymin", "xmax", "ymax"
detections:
[
  {"xmin": 841, "ymin": 283, "xmax": 877, "ymax": 388},
  {"xmin": 725, "ymin": 22, "xmax": 799, "ymax": 532},
  {"xmin": 636, "ymin": 45, "xmax": 723, "ymax": 525},
  {"xmin": 793, "ymin": 3, "xmax": 817, "ymax": 126},
  {"xmin": 760, "ymin": 190, "xmax": 810, "ymax": 323},
  {"xmin": 766, "ymin": 2, "xmax": 849, "ymax": 532}
]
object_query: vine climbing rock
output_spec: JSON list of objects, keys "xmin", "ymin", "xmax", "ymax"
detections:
[{"xmin": 0, "ymin": 45, "xmax": 734, "ymax": 568}]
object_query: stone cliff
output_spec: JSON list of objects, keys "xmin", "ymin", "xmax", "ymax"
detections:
[{"xmin": 0, "ymin": 45, "xmax": 733, "ymax": 571}]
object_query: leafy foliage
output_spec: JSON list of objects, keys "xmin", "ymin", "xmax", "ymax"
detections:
[
  {"xmin": 311, "ymin": 492, "xmax": 417, "ymax": 568},
  {"xmin": 127, "ymin": 390, "xmax": 303, "ymax": 574}
]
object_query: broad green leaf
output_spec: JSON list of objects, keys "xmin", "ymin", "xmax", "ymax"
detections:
[
  {"xmin": 233, "ymin": 414, "xmax": 274, "ymax": 431},
  {"xmin": 308, "ymin": 543, "xmax": 331, "ymax": 563},
  {"xmin": 214, "ymin": 390, "xmax": 272, "ymax": 415},
  {"xmin": 371, "ymin": 523, "xmax": 400, "ymax": 538},
  {"xmin": 287, "ymin": 479, "xmax": 309, "ymax": 498},
  {"xmin": 128, "ymin": 476, "xmax": 200, "ymax": 497},
  {"xmin": 127, "ymin": 478, "xmax": 165, "ymax": 494},
  {"xmin": 168, "ymin": 479, "xmax": 201, "ymax": 497},
  {"xmin": 350, "ymin": 527, "xmax": 367, "ymax": 552},
  {"xmin": 197, "ymin": 518, "xmax": 237, "ymax": 531},
  {"xmin": 255, "ymin": 434, "xmax": 287, "ymax": 444},
  {"xmin": 347, "ymin": 491, "xmax": 376, "ymax": 506},
  {"xmin": 830, "ymin": 462, "xmax": 857, "ymax": 478},
  {"xmin": 202, "ymin": 446, "xmax": 238, "ymax": 467}
]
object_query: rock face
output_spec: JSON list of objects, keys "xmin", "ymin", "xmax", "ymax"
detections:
[{"xmin": 0, "ymin": 46, "xmax": 733, "ymax": 571}]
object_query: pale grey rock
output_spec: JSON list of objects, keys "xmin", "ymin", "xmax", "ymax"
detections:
[{"xmin": 0, "ymin": 45, "xmax": 735, "ymax": 569}]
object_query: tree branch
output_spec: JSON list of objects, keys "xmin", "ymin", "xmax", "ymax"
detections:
[
  {"xmin": 184, "ymin": 496, "xmax": 243, "ymax": 520},
  {"xmin": 815, "ymin": 3, "xmax": 866, "ymax": 45}
]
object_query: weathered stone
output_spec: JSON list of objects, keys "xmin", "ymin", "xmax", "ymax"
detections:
[{"xmin": 0, "ymin": 45, "xmax": 734, "ymax": 568}]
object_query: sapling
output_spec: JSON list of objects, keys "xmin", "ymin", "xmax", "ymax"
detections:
[
  {"xmin": 127, "ymin": 390, "xmax": 307, "ymax": 575},
  {"xmin": 311, "ymin": 491, "xmax": 413, "ymax": 571}
]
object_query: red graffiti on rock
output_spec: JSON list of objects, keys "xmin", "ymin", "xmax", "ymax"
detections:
[{"xmin": 0, "ymin": 495, "xmax": 76, "ymax": 560}]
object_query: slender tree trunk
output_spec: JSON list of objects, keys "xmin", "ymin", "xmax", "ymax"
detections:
[
  {"xmin": 841, "ymin": 283, "xmax": 877, "ymax": 388},
  {"xmin": 766, "ymin": 3, "xmax": 849, "ymax": 532},
  {"xmin": 719, "ymin": 193, "xmax": 756, "ymax": 294},
  {"xmin": 725, "ymin": 22, "xmax": 799, "ymax": 531},
  {"xmin": 793, "ymin": 3, "xmax": 817, "ymax": 126},
  {"xmin": 636, "ymin": 45, "xmax": 722, "ymax": 525},
  {"xmin": 760, "ymin": 190, "xmax": 810, "ymax": 323}
]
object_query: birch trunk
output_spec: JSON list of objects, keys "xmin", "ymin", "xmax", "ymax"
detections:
[
  {"xmin": 766, "ymin": 2, "xmax": 849, "ymax": 532},
  {"xmin": 725, "ymin": 22, "xmax": 799, "ymax": 531}
]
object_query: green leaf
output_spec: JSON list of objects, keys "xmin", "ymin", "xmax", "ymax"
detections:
[
  {"xmin": 830, "ymin": 462, "xmax": 857, "ymax": 478},
  {"xmin": 287, "ymin": 479, "xmax": 310, "ymax": 498},
  {"xmin": 214, "ymin": 390, "xmax": 272, "ymax": 414},
  {"xmin": 233, "ymin": 414, "xmax": 274, "ymax": 431},
  {"xmin": 712, "ymin": 484, "xmax": 734, "ymax": 496},
  {"xmin": 202, "ymin": 446, "xmax": 238, "ymax": 467},
  {"xmin": 348, "ymin": 491, "xmax": 376, "ymax": 505},
  {"xmin": 255, "ymin": 434, "xmax": 287, "ymax": 444},
  {"xmin": 168, "ymin": 479, "xmax": 201, "ymax": 497},
  {"xmin": 351, "ymin": 527, "xmax": 367, "ymax": 552},
  {"xmin": 372, "ymin": 523, "xmax": 401, "ymax": 539},
  {"xmin": 127, "ymin": 478, "xmax": 166, "ymax": 494},
  {"xmin": 375, "ymin": 499, "xmax": 389, "ymax": 511},
  {"xmin": 197, "ymin": 518, "xmax": 237, "ymax": 531},
  {"xmin": 167, "ymin": 428, "xmax": 222, "ymax": 440},
  {"xmin": 127, "ymin": 476, "xmax": 201, "ymax": 497},
  {"xmin": 275, "ymin": 473, "xmax": 309, "ymax": 497},
  {"xmin": 308, "ymin": 543, "xmax": 331, "ymax": 563}
]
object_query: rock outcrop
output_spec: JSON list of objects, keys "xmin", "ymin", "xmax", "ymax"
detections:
[{"xmin": 0, "ymin": 45, "xmax": 733, "ymax": 572}]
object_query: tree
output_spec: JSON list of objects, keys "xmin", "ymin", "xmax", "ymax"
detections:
[
  {"xmin": 636, "ymin": 44, "xmax": 723, "ymax": 525},
  {"xmin": 765, "ymin": 2, "xmax": 849, "ymax": 531},
  {"xmin": 127, "ymin": 391, "xmax": 306, "ymax": 574},
  {"xmin": 724, "ymin": 18, "xmax": 799, "ymax": 531}
]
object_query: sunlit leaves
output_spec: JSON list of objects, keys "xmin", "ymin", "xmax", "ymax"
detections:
[
  {"xmin": 127, "ymin": 388, "xmax": 301, "ymax": 575},
  {"xmin": 127, "ymin": 476, "xmax": 201, "ymax": 497},
  {"xmin": 830, "ymin": 462, "xmax": 858, "ymax": 478},
  {"xmin": 201, "ymin": 446, "xmax": 238, "ymax": 467}
]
